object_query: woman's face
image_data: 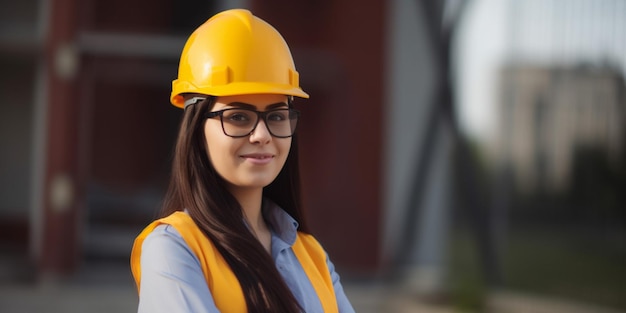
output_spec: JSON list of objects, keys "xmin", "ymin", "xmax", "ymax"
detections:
[{"xmin": 204, "ymin": 94, "xmax": 292, "ymax": 192}]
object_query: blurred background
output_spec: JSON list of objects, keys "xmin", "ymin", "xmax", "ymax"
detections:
[{"xmin": 0, "ymin": 0, "xmax": 624, "ymax": 312}]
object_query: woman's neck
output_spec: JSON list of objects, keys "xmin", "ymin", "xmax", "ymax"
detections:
[
  {"xmin": 230, "ymin": 187, "xmax": 263, "ymax": 224},
  {"xmin": 228, "ymin": 186, "xmax": 271, "ymax": 251}
]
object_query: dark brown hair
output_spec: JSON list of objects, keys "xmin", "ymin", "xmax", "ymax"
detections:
[{"xmin": 159, "ymin": 97, "xmax": 308, "ymax": 312}]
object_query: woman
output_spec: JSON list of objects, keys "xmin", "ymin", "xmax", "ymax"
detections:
[{"xmin": 130, "ymin": 9, "xmax": 355, "ymax": 313}]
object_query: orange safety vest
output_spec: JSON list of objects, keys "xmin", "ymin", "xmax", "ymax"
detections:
[{"xmin": 130, "ymin": 211, "xmax": 338, "ymax": 313}]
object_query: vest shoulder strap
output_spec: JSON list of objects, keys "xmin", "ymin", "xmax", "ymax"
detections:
[
  {"xmin": 131, "ymin": 212, "xmax": 246, "ymax": 312},
  {"xmin": 293, "ymin": 232, "xmax": 339, "ymax": 313},
  {"xmin": 131, "ymin": 211, "xmax": 338, "ymax": 313}
]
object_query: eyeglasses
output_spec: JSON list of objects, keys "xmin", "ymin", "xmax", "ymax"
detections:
[{"xmin": 205, "ymin": 108, "xmax": 300, "ymax": 138}]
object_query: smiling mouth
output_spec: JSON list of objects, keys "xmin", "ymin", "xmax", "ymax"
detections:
[
  {"xmin": 240, "ymin": 154, "xmax": 275, "ymax": 164},
  {"xmin": 241, "ymin": 154, "xmax": 274, "ymax": 159}
]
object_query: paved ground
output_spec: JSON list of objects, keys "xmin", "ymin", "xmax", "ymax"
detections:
[
  {"xmin": 0, "ymin": 254, "xmax": 455, "ymax": 313},
  {"xmin": 0, "ymin": 281, "xmax": 456, "ymax": 313},
  {"xmin": 1, "ymin": 253, "xmax": 623, "ymax": 313}
]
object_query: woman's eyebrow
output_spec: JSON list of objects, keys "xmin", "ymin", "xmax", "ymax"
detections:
[{"xmin": 226, "ymin": 102, "xmax": 289, "ymax": 110}]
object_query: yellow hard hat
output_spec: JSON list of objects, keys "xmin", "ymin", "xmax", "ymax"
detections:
[{"xmin": 170, "ymin": 9, "xmax": 309, "ymax": 108}]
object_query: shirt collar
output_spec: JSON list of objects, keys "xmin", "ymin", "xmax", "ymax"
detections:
[{"xmin": 263, "ymin": 198, "xmax": 299, "ymax": 246}]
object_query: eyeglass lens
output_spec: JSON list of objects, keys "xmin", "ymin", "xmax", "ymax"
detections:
[{"xmin": 221, "ymin": 109, "xmax": 298, "ymax": 137}]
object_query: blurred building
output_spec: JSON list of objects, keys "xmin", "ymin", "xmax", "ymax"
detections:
[
  {"xmin": 495, "ymin": 64, "xmax": 626, "ymax": 193},
  {"xmin": 2, "ymin": 0, "xmax": 625, "ymax": 312},
  {"xmin": 1, "ymin": 0, "xmax": 444, "ymax": 286}
]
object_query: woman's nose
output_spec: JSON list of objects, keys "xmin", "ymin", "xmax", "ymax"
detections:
[{"xmin": 249, "ymin": 119, "xmax": 272, "ymax": 144}]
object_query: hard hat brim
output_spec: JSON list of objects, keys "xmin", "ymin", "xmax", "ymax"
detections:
[{"xmin": 171, "ymin": 80, "xmax": 309, "ymax": 108}]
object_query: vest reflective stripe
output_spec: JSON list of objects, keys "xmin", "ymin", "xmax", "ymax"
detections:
[{"xmin": 131, "ymin": 211, "xmax": 339, "ymax": 313}]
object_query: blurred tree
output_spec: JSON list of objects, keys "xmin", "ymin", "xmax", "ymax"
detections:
[{"xmin": 568, "ymin": 146, "xmax": 626, "ymax": 227}]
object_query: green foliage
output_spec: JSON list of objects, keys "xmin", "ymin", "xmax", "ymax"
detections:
[
  {"xmin": 449, "ymin": 229, "xmax": 488, "ymax": 312},
  {"xmin": 502, "ymin": 146, "xmax": 626, "ymax": 310}
]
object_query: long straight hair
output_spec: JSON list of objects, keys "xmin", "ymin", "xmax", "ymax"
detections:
[{"xmin": 159, "ymin": 97, "xmax": 308, "ymax": 312}]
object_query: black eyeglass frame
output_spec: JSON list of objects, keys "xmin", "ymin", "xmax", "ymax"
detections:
[{"xmin": 204, "ymin": 108, "xmax": 301, "ymax": 138}]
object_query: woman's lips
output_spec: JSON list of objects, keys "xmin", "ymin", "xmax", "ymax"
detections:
[{"xmin": 240, "ymin": 153, "xmax": 274, "ymax": 165}]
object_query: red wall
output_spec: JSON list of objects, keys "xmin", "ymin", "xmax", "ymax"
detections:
[
  {"xmin": 39, "ymin": 0, "xmax": 386, "ymax": 274},
  {"xmin": 253, "ymin": 1, "xmax": 387, "ymax": 273}
]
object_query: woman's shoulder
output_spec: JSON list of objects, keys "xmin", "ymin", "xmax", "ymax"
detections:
[
  {"xmin": 139, "ymin": 211, "xmax": 207, "ymax": 257},
  {"xmin": 143, "ymin": 212, "xmax": 213, "ymax": 248},
  {"xmin": 142, "ymin": 224, "xmax": 190, "ymax": 256},
  {"xmin": 145, "ymin": 223, "xmax": 183, "ymax": 241}
]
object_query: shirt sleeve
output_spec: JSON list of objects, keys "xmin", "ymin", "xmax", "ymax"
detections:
[
  {"xmin": 138, "ymin": 224, "xmax": 220, "ymax": 313},
  {"xmin": 326, "ymin": 254, "xmax": 356, "ymax": 313}
]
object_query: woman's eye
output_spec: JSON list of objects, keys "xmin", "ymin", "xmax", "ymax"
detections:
[
  {"xmin": 226, "ymin": 112, "xmax": 251, "ymax": 122},
  {"xmin": 267, "ymin": 111, "xmax": 287, "ymax": 121}
]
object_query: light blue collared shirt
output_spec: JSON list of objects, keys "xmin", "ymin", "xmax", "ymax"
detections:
[{"xmin": 138, "ymin": 203, "xmax": 355, "ymax": 313}]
